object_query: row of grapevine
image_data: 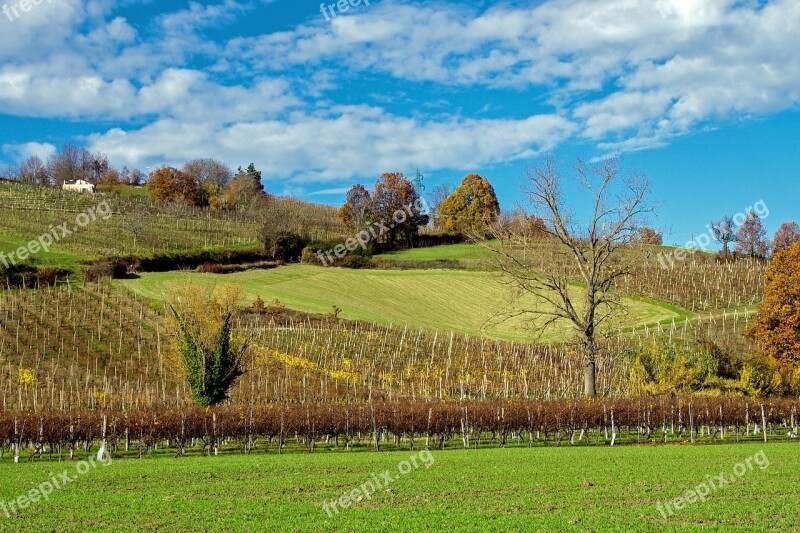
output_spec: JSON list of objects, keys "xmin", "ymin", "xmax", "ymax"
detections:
[{"xmin": 1, "ymin": 397, "xmax": 795, "ymax": 459}]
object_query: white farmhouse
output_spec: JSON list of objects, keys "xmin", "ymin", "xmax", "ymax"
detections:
[{"xmin": 62, "ymin": 179, "xmax": 95, "ymax": 193}]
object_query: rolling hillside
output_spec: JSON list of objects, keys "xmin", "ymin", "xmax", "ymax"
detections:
[{"xmin": 119, "ymin": 265, "xmax": 682, "ymax": 343}]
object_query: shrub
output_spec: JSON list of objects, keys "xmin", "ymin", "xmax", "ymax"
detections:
[
  {"xmin": 338, "ymin": 255, "xmax": 372, "ymax": 269},
  {"xmin": 36, "ymin": 267, "xmax": 65, "ymax": 286},
  {"xmin": 0, "ymin": 263, "xmax": 68, "ymax": 288},
  {"xmin": 301, "ymin": 246, "xmax": 324, "ymax": 266},
  {"xmin": 371, "ymin": 258, "xmax": 461, "ymax": 270},
  {"xmin": 85, "ymin": 260, "xmax": 127, "ymax": 282},
  {"xmin": 301, "ymin": 240, "xmax": 373, "ymax": 268},
  {"xmin": 263, "ymin": 231, "xmax": 308, "ymax": 262},
  {"xmin": 169, "ymin": 283, "xmax": 248, "ymax": 406},
  {"xmin": 413, "ymin": 232, "xmax": 464, "ymax": 248},
  {"xmin": 197, "ymin": 261, "xmax": 278, "ymax": 274},
  {"xmin": 197, "ymin": 262, "xmax": 225, "ymax": 274},
  {"xmin": 626, "ymin": 341, "xmax": 727, "ymax": 396},
  {"xmin": 740, "ymin": 354, "xmax": 782, "ymax": 397},
  {"xmin": 93, "ymin": 248, "xmax": 270, "ymax": 273}
]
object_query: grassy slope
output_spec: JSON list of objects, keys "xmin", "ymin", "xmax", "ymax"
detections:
[
  {"xmin": 0, "ymin": 235, "xmax": 83, "ymax": 270},
  {"xmin": 0, "ymin": 443, "xmax": 794, "ymax": 531},
  {"xmin": 380, "ymin": 241, "xmax": 499, "ymax": 261},
  {"xmin": 119, "ymin": 265, "xmax": 680, "ymax": 342}
]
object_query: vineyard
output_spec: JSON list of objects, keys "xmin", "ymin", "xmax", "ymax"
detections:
[
  {"xmin": 0, "ymin": 182, "xmax": 340, "ymax": 267},
  {"xmin": 0, "ymin": 397, "xmax": 796, "ymax": 461},
  {"xmin": 0, "ymin": 284, "xmax": 167, "ymax": 412},
  {"xmin": 384, "ymin": 242, "xmax": 767, "ymax": 314},
  {"xmin": 3, "ymin": 283, "xmax": 621, "ymax": 411},
  {"xmin": 0, "ymin": 185, "xmax": 778, "ymax": 465},
  {"xmin": 0, "ymin": 281, "xmax": 758, "ymax": 413}
]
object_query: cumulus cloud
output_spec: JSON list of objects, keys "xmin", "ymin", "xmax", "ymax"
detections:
[
  {"xmin": 227, "ymin": 0, "xmax": 800, "ymax": 150},
  {"xmin": 1, "ymin": 0, "xmax": 799, "ymax": 186},
  {"xmin": 2, "ymin": 141, "xmax": 57, "ymax": 161},
  {"xmin": 86, "ymin": 106, "xmax": 576, "ymax": 183}
]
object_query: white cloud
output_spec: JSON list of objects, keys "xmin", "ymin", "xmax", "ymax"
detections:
[
  {"xmin": 1, "ymin": 0, "xmax": 799, "ymax": 185},
  {"xmin": 308, "ymin": 187, "xmax": 352, "ymax": 196},
  {"xmin": 225, "ymin": 0, "xmax": 800, "ymax": 149},
  {"xmin": 86, "ymin": 107, "xmax": 576, "ymax": 183},
  {"xmin": 2, "ymin": 141, "xmax": 57, "ymax": 161}
]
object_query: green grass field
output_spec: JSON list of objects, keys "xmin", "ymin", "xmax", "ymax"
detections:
[
  {"xmin": 0, "ymin": 443, "xmax": 794, "ymax": 531},
  {"xmin": 119, "ymin": 265, "xmax": 681, "ymax": 342},
  {"xmin": 379, "ymin": 241, "xmax": 499, "ymax": 261}
]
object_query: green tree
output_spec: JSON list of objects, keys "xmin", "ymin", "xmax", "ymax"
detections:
[
  {"xmin": 169, "ymin": 283, "xmax": 249, "ymax": 406},
  {"xmin": 221, "ymin": 166, "xmax": 267, "ymax": 210},
  {"xmin": 241, "ymin": 163, "xmax": 264, "ymax": 192},
  {"xmin": 439, "ymin": 174, "xmax": 500, "ymax": 234}
]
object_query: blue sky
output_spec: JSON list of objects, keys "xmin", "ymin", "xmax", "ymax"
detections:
[{"xmin": 0, "ymin": 0, "xmax": 798, "ymax": 246}]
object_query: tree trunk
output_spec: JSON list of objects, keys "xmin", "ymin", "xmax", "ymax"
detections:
[
  {"xmin": 583, "ymin": 336, "xmax": 597, "ymax": 397},
  {"xmin": 584, "ymin": 360, "xmax": 596, "ymax": 397}
]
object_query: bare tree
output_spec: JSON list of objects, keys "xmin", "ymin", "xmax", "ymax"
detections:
[
  {"xmin": 183, "ymin": 158, "xmax": 233, "ymax": 206},
  {"xmin": 18, "ymin": 156, "xmax": 48, "ymax": 186},
  {"xmin": 735, "ymin": 211, "xmax": 769, "ymax": 258},
  {"xmin": 429, "ymin": 183, "xmax": 453, "ymax": 228},
  {"xmin": 130, "ymin": 168, "xmax": 145, "ymax": 186},
  {"xmin": 0, "ymin": 164, "xmax": 18, "ymax": 181},
  {"xmin": 46, "ymin": 143, "xmax": 87, "ymax": 187},
  {"xmin": 488, "ymin": 155, "xmax": 652, "ymax": 397},
  {"xmin": 710, "ymin": 216, "xmax": 736, "ymax": 256},
  {"xmin": 773, "ymin": 221, "xmax": 800, "ymax": 253}
]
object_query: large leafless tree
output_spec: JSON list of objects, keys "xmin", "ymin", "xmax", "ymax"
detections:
[{"xmin": 488, "ymin": 155, "xmax": 652, "ymax": 397}]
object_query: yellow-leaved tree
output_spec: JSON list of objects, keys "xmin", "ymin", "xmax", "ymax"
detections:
[{"xmin": 438, "ymin": 174, "xmax": 500, "ymax": 234}]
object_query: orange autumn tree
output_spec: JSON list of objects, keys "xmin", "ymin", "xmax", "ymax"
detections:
[
  {"xmin": 338, "ymin": 184, "xmax": 374, "ymax": 233},
  {"xmin": 372, "ymin": 172, "xmax": 426, "ymax": 246},
  {"xmin": 146, "ymin": 166, "xmax": 200, "ymax": 205},
  {"xmin": 747, "ymin": 241, "xmax": 800, "ymax": 393}
]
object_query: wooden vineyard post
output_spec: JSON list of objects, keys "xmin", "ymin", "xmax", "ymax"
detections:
[
  {"xmin": 461, "ymin": 406, "xmax": 469, "ymax": 449},
  {"xmin": 371, "ymin": 403, "xmax": 379, "ymax": 452},
  {"xmin": 213, "ymin": 412, "xmax": 218, "ymax": 456},
  {"xmin": 13, "ymin": 417, "xmax": 20, "ymax": 464},
  {"xmin": 610, "ymin": 408, "xmax": 616, "ymax": 446},
  {"xmin": 98, "ymin": 415, "xmax": 108, "ymax": 460},
  {"xmin": 278, "ymin": 407, "xmax": 284, "ymax": 455}
]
